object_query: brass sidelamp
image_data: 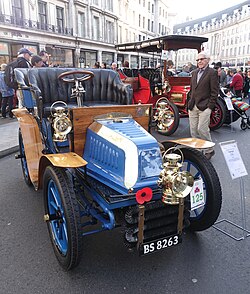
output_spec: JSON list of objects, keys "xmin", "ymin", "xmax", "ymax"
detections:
[
  {"xmin": 158, "ymin": 148, "xmax": 194, "ymax": 205},
  {"xmin": 50, "ymin": 101, "xmax": 72, "ymax": 142}
]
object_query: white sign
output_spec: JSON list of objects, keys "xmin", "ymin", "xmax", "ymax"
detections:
[
  {"xmin": 161, "ymin": 50, "xmax": 168, "ymax": 60},
  {"xmin": 220, "ymin": 140, "xmax": 248, "ymax": 180},
  {"xmin": 224, "ymin": 97, "xmax": 234, "ymax": 111},
  {"xmin": 190, "ymin": 179, "xmax": 205, "ymax": 210}
]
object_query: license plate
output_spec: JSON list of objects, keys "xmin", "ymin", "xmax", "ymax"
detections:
[{"xmin": 139, "ymin": 234, "xmax": 182, "ymax": 256}]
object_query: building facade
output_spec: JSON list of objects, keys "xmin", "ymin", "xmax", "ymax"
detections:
[
  {"xmin": 0, "ymin": 0, "xmax": 173, "ymax": 68},
  {"xmin": 173, "ymin": 1, "xmax": 250, "ymax": 70}
]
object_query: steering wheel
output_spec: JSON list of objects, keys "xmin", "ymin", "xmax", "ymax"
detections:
[{"xmin": 58, "ymin": 70, "xmax": 94, "ymax": 83}]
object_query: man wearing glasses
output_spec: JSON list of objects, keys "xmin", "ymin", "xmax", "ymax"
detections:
[{"xmin": 188, "ymin": 52, "xmax": 219, "ymax": 160}]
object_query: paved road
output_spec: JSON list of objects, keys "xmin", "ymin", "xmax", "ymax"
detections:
[{"xmin": 0, "ymin": 117, "xmax": 250, "ymax": 294}]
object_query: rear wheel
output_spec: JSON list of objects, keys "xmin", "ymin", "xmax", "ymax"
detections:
[
  {"xmin": 162, "ymin": 143, "xmax": 222, "ymax": 231},
  {"xmin": 43, "ymin": 166, "xmax": 82, "ymax": 270},
  {"xmin": 209, "ymin": 98, "xmax": 226, "ymax": 131},
  {"xmin": 18, "ymin": 129, "xmax": 32, "ymax": 186},
  {"xmin": 154, "ymin": 98, "xmax": 180, "ymax": 136}
]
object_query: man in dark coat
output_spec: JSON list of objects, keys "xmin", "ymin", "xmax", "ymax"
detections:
[
  {"xmin": 188, "ymin": 52, "xmax": 219, "ymax": 160},
  {"xmin": 16, "ymin": 48, "xmax": 33, "ymax": 68}
]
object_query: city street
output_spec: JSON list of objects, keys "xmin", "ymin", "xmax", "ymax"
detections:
[{"xmin": 0, "ymin": 117, "xmax": 250, "ymax": 294}]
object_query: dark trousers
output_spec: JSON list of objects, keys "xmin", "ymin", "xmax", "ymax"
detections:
[{"xmin": 1, "ymin": 95, "xmax": 14, "ymax": 118}]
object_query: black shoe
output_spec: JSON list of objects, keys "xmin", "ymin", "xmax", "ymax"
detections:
[{"xmin": 205, "ymin": 150, "xmax": 215, "ymax": 160}]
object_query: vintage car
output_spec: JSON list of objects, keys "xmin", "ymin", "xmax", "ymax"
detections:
[
  {"xmin": 115, "ymin": 35, "xmax": 227, "ymax": 135},
  {"xmin": 13, "ymin": 67, "xmax": 222, "ymax": 270}
]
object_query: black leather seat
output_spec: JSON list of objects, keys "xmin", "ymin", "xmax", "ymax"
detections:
[{"xmin": 27, "ymin": 68, "xmax": 133, "ymax": 110}]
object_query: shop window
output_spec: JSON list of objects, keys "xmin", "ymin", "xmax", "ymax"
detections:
[
  {"xmin": 131, "ymin": 56, "xmax": 138, "ymax": 68},
  {"xmin": 102, "ymin": 52, "xmax": 114, "ymax": 67},
  {"xmin": 85, "ymin": 51, "xmax": 97, "ymax": 68},
  {"xmin": 0, "ymin": 42, "xmax": 10, "ymax": 64},
  {"xmin": 47, "ymin": 47, "xmax": 73, "ymax": 67}
]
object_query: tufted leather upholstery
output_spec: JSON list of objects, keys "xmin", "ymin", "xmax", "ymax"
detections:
[{"xmin": 27, "ymin": 68, "xmax": 133, "ymax": 108}]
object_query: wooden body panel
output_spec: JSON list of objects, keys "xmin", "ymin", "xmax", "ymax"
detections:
[
  {"xmin": 71, "ymin": 104, "xmax": 151, "ymax": 156},
  {"xmin": 12, "ymin": 108, "xmax": 43, "ymax": 188}
]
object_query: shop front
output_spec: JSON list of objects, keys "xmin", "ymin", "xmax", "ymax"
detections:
[
  {"xmin": 102, "ymin": 51, "xmax": 114, "ymax": 67},
  {"xmin": 79, "ymin": 50, "xmax": 97, "ymax": 68},
  {"xmin": 45, "ymin": 46, "xmax": 74, "ymax": 67},
  {"xmin": 130, "ymin": 55, "xmax": 139, "ymax": 68},
  {"xmin": 0, "ymin": 41, "xmax": 38, "ymax": 64}
]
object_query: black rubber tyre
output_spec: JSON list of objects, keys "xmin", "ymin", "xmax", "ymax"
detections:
[
  {"xmin": 240, "ymin": 120, "xmax": 247, "ymax": 130},
  {"xmin": 155, "ymin": 99, "xmax": 180, "ymax": 136},
  {"xmin": 162, "ymin": 143, "xmax": 222, "ymax": 231},
  {"xmin": 43, "ymin": 166, "xmax": 82, "ymax": 271},
  {"xmin": 209, "ymin": 98, "xmax": 226, "ymax": 131},
  {"xmin": 18, "ymin": 128, "xmax": 32, "ymax": 186}
]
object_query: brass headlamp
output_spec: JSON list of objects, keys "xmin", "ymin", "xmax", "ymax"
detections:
[
  {"xmin": 154, "ymin": 98, "xmax": 175, "ymax": 128},
  {"xmin": 50, "ymin": 101, "xmax": 72, "ymax": 142},
  {"xmin": 158, "ymin": 148, "xmax": 194, "ymax": 205}
]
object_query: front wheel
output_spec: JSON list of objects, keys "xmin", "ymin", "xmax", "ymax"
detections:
[
  {"xmin": 43, "ymin": 166, "xmax": 82, "ymax": 270},
  {"xmin": 209, "ymin": 98, "xmax": 226, "ymax": 131},
  {"xmin": 162, "ymin": 143, "xmax": 222, "ymax": 231},
  {"xmin": 154, "ymin": 98, "xmax": 180, "ymax": 136}
]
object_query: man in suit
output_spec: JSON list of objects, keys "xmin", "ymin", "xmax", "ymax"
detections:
[{"xmin": 188, "ymin": 52, "xmax": 219, "ymax": 160}]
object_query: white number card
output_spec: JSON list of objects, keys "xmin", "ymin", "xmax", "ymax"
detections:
[{"xmin": 190, "ymin": 179, "xmax": 205, "ymax": 211}]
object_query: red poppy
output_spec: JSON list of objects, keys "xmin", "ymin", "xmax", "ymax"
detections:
[{"xmin": 136, "ymin": 187, "xmax": 153, "ymax": 204}]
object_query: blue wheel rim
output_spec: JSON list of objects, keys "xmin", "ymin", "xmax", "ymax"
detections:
[
  {"xmin": 182, "ymin": 159, "xmax": 207, "ymax": 220},
  {"xmin": 47, "ymin": 179, "xmax": 68, "ymax": 255},
  {"xmin": 20, "ymin": 139, "xmax": 29, "ymax": 179}
]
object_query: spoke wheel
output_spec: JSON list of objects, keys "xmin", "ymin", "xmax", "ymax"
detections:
[
  {"xmin": 43, "ymin": 166, "xmax": 82, "ymax": 270},
  {"xmin": 18, "ymin": 128, "xmax": 32, "ymax": 186},
  {"xmin": 209, "ymin": 98, "xmax": 226, "ymax": 131}
]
